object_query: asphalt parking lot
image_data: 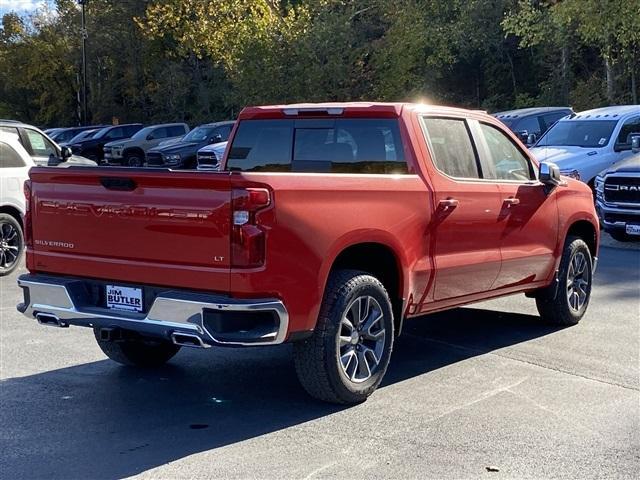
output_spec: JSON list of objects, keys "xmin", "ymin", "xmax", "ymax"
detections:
[{"xmin": 1, "ymin": 243, "xmax": 638, "ymax": 480}]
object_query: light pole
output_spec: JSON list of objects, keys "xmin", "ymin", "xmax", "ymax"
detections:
[{"xmin": 78, "ymin": 0, "xmax": 88, "ymax": 125}]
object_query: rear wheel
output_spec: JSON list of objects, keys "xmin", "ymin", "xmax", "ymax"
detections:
[
  {"xmin": 94, "ymin": 329, "xmax": 180, "ymax": 367},
  {"xmin": 535, "ymin": 236, "xmax": 593, "ymax": 326},
  {"xmin": 0, "ymin": 213, "xmax": 23, "ymax": 276},
  {"xmin": 293, "ymin": 270, "xmax": 394, "ymax": 404}
]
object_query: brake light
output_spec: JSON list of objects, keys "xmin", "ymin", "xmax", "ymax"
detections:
[
  {"xmin": 23, "ymin": 179, "xmax": 33, "ymax": 248},
  {"xmin": 231, "ymin": 188, "xmax": 270, "ymax": 267}
]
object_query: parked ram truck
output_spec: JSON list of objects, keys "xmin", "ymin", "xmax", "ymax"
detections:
[
  {"xmin": 17, "ymin": 103, "xmax": 600, "ymax": 404},
  {"xmin": 595, "ymin": 153, "xmax": 640, "ymax": 242}
]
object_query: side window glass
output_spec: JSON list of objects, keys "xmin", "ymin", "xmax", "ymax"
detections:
[
  {"xmin": 24, "ymin": 129, "xmax": 57, "ymax": 157},
  {"xmin": 479, "ymin": 123, "xmax": 534, "ymax": 181},
  {"xmin": 616, "ymin": 117, "xmax": 640, "ymax": 146},
  {"xmin": 169, "ymin": 125, "xmax": 185, "ymax": 137},
  {"xmin": 514, "ymin": 116, "xmax": 541, "ymax": 136},
  {"xmin": 125, "ymin": 125, "xmax": 142, "ymax": 137},
  {"xmin": 152, "ymin": 127, "xmax": 167, "ymax": 139},
  {"xmin": 420, "ymin": 117, "xmax": 480, "ymax": 179},
  {"xmin": 0, "ymin": 141, "xmax": 26, "ymax": 167},
  {"xmin": 542, "ymin": 112, "xmax": 568, "ymax": 131},
  {"xmin": 105, "ymin": 127, "xmax": 124, "ymax": 139}
]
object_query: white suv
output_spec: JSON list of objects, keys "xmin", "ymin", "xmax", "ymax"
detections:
[
  {"xmin": 0, "ymin": 132, "xmax": 32, "ymax": 275},
  {"xmin": 531, "ymin": 105, "xmax": 640, "ymax": 186}
]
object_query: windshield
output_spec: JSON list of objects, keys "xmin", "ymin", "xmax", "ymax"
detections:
[
  {"xmin": 496, "ymin": 117, "xmax": 516, "ymax": 128},
  {"xmin": 68, "ymin": 129, "xmax": 98, "ymax": 143},
  {"xmin": 130, "ymin": 126, "xmax": 153, "ymax": 140},
  {"xmin": 92, "ymin": 126, "xmax": 111, "ymax": 139},
  {"xmin": 183, "ymin": 126, "xmax": 215, "ymax": 142},
  {"xmin": 536, "ymin": 120, "xmax": 617, "ymax": 148}
]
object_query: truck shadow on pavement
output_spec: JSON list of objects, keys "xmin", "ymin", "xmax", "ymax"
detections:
[{"xmin": 1, "ymin": 307, "xmax": 563, "ymax": 479}]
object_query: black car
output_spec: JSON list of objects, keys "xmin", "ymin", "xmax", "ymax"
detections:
[
  {"xmin": 493, "ymin": 107, "xmax": 573, "ymax": 146},
  {"xmin": 146, "ymin": 121, "xmax": 234, "ymax": 169},
  {"xmin": 49, "ymin": 125, "xmax": 107, "ymax": 145},
  {"xmin": 68, "ymin": 123, "xmax": 143, "ymax": 162}
]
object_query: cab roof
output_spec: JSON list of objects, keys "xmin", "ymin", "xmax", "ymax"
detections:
[
  {"xmin": 569, "ymin": 105, "xmax": 639, "ymax": 121},
  {"xmin": 238, "ymin": 102, "xmax": 493, "ymax": 120},
  {"xmin": 493, "ymin": 107, "xmax": 572, "ymax": 120}
]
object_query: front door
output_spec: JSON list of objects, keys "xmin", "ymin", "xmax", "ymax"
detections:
[
  {"xmin": 20, "ymin": 128, "xmax": 59, "ymax": 166},
  {"xmin": 418, "ymin": 116, "xmax": 504, "ymax": 305},
  {"xmin": 472, "ymin": 120, "xmax": 558, "ymax": 289}
]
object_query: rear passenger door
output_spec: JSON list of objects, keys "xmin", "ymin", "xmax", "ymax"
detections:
[
  {"xmin": 472, "ymin": 121, "xmax": 558, "ymax": 289},
  {"xmin": 419, "ymin": 117, "xmax": 503, "ymax": 303},
  {"xmin": 0, "ymin": 140, "xmax": 30, "ymax": 212}
]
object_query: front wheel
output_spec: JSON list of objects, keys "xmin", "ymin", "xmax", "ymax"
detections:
[
  {"xmin": 126, "ymin": 155, "xmax": 144, "ymax": 167},
  {"xmin": 535, "ymin": 236, "xmax": 593, "ymax": 326},
  {"xmin": 94, "ymin": 329, "xmax": 181, "ymax": 367},
  {"xmin": 293, "ymin": 270, "xmax": 394, "ymax": 404}
]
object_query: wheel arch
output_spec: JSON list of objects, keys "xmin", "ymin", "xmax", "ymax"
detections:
[
  {"xmin": 325, "ymin": 240, "xmax": 407, "ymax": 336},
  {"xmin": 0, "ymin": 205, "xmax": 24, "ymax": 230},
  {"xmin": 123, "ymin": 146, "xmax": 145, "ymax": 160},
  {"xmin": 566, "ymin": 219, "xmax": 598, "ymax": 259}
]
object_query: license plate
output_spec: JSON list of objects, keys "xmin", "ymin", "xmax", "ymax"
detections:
[
  {"xmin": 625, "ymin": 224, "xmax": 640, "ymax": 236},
  {"xmin": 106, "ymin": 285, "xmax": 143, "ymax": 312}
]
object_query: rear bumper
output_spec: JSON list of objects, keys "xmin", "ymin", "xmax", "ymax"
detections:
[{"xmin": 17, "ymin": 274, "xmax": 289, "ymax": 347}]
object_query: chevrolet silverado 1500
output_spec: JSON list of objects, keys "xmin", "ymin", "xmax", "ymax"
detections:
[{"xmin": 17, "ymin": 102, "xmax": 599, "ymax": 404}]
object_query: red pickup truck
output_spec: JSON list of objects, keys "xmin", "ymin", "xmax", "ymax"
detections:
[{"xmin": 17, "ymin": 103, "xmax": 599, "ymax": 404}]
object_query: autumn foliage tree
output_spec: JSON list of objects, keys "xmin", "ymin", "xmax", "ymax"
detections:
[{"xmin": 0, "ymin": 0, "xmax": 637, "ymax": 127}]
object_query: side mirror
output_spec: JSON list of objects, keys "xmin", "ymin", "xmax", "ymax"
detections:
[
  {"xmin": 632, "ymin": 135, "xmax": 640, "ymax": 154},
  {"xmin": 527, "ymin": 133, "xmax": 537, "ymax": 145},
  {"xmin": 539, "ymin": 161, "xmax": 562, "ymax": 186},
  {"xmin": 210, "ymin": 134, "xmax": 223, "ymax": 144},
  {"xmin": 147, "ymin": 133, "xmax": 155, "ymax": 141},
  {"xmin": 61, "ymin": 146, "xmax": 72, "ymax": 159}
]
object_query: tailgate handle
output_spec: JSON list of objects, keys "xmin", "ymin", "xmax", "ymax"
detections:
[{"xmin": 100, "ymin": 177, "xmax": 137, "ymax": 191}]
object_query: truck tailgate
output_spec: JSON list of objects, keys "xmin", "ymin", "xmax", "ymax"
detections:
[{"xmin": 28, "ymin": 168, "xmax": 231, "ymax": 292}]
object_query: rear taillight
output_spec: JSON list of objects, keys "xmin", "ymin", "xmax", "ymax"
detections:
[
  {"xmin": 23, "ymin": 179, "xmax": 33, "ymax": 248},
  {"xmin": 231, "ymin": 188, "xmax": 270, "ymax": 268}
]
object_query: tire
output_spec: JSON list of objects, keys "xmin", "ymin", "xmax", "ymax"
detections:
[
  {"xmin": 94, "ymin": 329, "xmax": 181, "ymax": 367},
  {"xmin": 293, "ymin": 269, "xmax": 394, "ymax": 404},
  {"xmin": 609, "ymin": 230, "xmax": 633, "ymax": 242},
  {"xmin": 0, "ymin": 213, "xmax": 24, "ymax": 276},
  {"xmin": 535, "ymin": 236, "xmax": 593, "ymax": 326},
  {"xmin": 126, "ymin": 154, "xmax": 144, "ymax": 167}
]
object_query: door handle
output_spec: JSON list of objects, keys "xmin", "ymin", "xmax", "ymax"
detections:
[
  {"xmin": 438, "ymin": 198, "xmax": 459, "ymax": 210},
  {"xmin": 503, "ymin": 197, "xmax": 520, "ymax": 206}
]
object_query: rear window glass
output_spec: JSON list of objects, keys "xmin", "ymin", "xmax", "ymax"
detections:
[{"xmin": 227, "ymin": 118, "xmax": 407, "ymax": 174}]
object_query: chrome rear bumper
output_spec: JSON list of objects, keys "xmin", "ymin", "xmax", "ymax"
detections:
[{"xmin": 17, "ymin": 274, "xmax": 289, "ymax": 347}]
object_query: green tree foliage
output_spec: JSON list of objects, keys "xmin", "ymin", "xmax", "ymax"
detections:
[{"xmin": 0, "ymin": 0, "xmax": 637, "ymax": 127}]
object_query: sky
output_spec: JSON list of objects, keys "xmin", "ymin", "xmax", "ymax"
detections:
[{"xmin": 0, "ymin": 0, "xmax": 54, "ymax": 17}]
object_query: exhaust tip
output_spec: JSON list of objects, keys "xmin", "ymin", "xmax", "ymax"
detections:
[
  {"xmin": 35, "ymin": 312, "xmax": 68, "ymax": 328},
  {"xmin": 171, "ymin": 332, "xmax": 209, "ymax": 349}
]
